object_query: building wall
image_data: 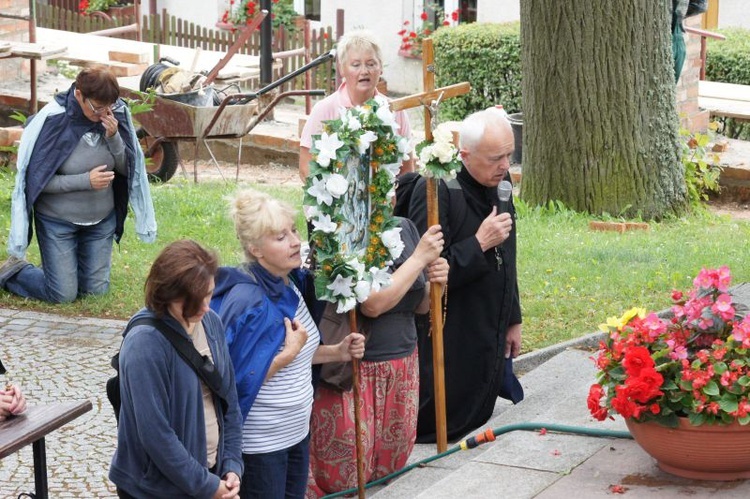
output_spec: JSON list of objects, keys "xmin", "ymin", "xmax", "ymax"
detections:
[
  {"xmin": 320, "ymin": 0, "xmax": 414, "ymax": 94},
  {"xmin": 477, "ymin": 0, "xmax": 519, "ymax": 23},
  {"xmin": 717, "ymin": 0, "xmax": 750, "ymax": 29},
  {"xmin": 158, "ymin": 0, "xmax": 225, "ymax": 29}
]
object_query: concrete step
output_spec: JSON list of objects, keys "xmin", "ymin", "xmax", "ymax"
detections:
[{"xmin": 368, "ymin": 348, "xmax": 627, "ymax": 498}]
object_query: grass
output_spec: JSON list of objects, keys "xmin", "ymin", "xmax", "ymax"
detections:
[{"xmin": 1, "ymin": 167, "xmax": 749, "ymax": 354}]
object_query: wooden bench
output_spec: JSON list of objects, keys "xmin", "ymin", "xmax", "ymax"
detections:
[
  {"xmin": 0, "ymin": 400, "xmax": 92, "ymax": 499},
  {"xmin": 698, "ymin": 80, "xmax": 750, "ymax": 122}
]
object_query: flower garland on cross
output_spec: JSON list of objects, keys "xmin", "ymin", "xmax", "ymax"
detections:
[
  {"xmin": 415, "ymin": 124, "xmax": 463, "ymax": 180},
  {"xmin": 303, "ymin": 96, "xmax": 411, "ymax": 313}
]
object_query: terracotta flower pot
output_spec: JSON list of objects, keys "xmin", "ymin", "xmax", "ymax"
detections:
[{"xmin": 626, "ymin": 417, "xmax": 750, "ymax": 480}]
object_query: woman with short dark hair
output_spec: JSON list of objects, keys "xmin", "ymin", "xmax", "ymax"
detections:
[
  {"xmin": 0, "ymin": 66, "xmax": 156, "ymax": 303},
  {"xmin": 110, "ymin": 240, "xmax": 243, "ymax": 499}
]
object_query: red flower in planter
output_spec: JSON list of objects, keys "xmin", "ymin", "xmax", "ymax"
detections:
[{"xmin": 590, "ymin": 266, "xmax": 750, "ymax": 428}]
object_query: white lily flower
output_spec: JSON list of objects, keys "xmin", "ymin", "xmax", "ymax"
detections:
[
  {"xmin": 373, "ymin": 94, "xmax": 389, "ymax": 108},
  {"xmin": 312, "ymin": 213, "xmax": 337, "ymax": 233},
  {"xmin": 381, "ymin": 227, "xmax": 404, "ymax": 260},
  {"xmin": 326, "ymin": 173, "xmax": 349, "ymax": 198},
  {"xmin": 347, "ymin": 257, "xmax": 366, "ymax": 280},
  {"xmin": 303, "ymin": 204, "xmax": 320, "ymax": 221},
  {"xmin": 357, "ymin": 130, "xmax": 378, "ymax": 155},
  {"xmin": 336, "ymin": 296, "xmax": 357, "ymax": 314},
  {"xmin": 369, "ymin": 267, "xmax": 392, "ymax": 292},
  {"xmin": 386, "ymin": 187, "xmax": 396, "ymax": 203},
  {"xmin": 354, "ymin": 280, "xmax": 371, "ymax": 302},
  {"xmin": 397, "ymin": 136, "xmax": 412, "ymax": 160},
  {"xmin": 376, "ymin": 105, "xmax": 399, "ymax": 133},
  {"xmin": 315, "ymin": 132, "xmax": 345, "ymax": 167},
  {"xmin": 307, "ymin": 176, "xmax": 333, "ymax": 205},
  {"xmin": 347, "ymin": 115, "xmax": 362, "ymax": 131},
  {"xmin": 381, "ymin": 162, "xmax": 401, "ymax": 180},
  {"xmin": 327, "ymin": 274, "xmax": 354, "ymax": 297}
]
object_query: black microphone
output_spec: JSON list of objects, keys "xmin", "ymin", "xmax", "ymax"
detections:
[{"xmin": 497, "ymin": 180, "xmax": 513, "ymax": 213}]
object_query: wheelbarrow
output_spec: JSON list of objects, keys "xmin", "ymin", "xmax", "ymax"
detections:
[{"xmin": 120, "ymin": 49, "xmax": 335, "ymax": 182}]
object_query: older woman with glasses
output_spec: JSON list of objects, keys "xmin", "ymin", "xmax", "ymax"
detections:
[{"xmin": 0, "ymin": 66, "xmax": 156, "ymax": 303}]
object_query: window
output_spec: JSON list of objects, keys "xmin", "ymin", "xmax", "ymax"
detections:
[
  {"xmin": 304, "ymin": 0, "xmax": 320, "ymax": 20},
  {"xmin": 459, "ymin": 0, "xmax": 477, "ymax": 23}
]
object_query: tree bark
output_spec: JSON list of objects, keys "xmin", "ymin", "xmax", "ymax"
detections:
[{"xmin": 520, "ymin": 0, "xmax": 687, "ymax": 219}]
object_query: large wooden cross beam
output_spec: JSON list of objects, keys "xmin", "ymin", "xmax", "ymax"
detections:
[{"xmin": 390, "ymin": 40, "xmax": 470, "ymax": 454}]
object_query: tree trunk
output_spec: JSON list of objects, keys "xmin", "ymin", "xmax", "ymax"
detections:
[{"xmin": 519, "ymin": 0, "xmax": 687, "ymax": 219}]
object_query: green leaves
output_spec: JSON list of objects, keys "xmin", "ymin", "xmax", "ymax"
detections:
[{"xmin": 433, "ymin": 22, "xmax": 522, "ymax": 121}]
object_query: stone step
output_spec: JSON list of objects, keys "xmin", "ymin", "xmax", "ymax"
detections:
[{"xmin": 368, "ymin": 348, "xmax": 626, "ymax": 498}]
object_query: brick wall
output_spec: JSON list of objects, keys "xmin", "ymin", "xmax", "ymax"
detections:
[
  {"xmin": 676, "ymin": 15, "xmax": 709, "ymax": 133},
  {"xmin": 0, "ymin": 0, "xmax": 31, "ymax": 81}
]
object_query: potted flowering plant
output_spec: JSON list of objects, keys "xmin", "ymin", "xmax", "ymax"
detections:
[
  {"xmin": 219, "ymin": 0, "xmax": 300, "ymax": 32},
  {"xmin": 588, "ymin": 266, "xmax": 750, "ymax": 479},
  {"xmin": 303, "ymin": 97, "xmax": 411, "ymax": 313},
  {"xmin": 79, "ymin": 0, "xmax": 125, "ymax": 15},
  {"xmin": 589, "ymin": 265, "xmax": 750, "ymax": 427}
]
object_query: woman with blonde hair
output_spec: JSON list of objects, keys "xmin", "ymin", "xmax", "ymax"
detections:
[
  {"xmin": 210, "ymin": 188, "xmax": 365, "ymax": 499},
  {"xmin": 298, "ymin": 28, "xmax": 414, "ymax": 180}
]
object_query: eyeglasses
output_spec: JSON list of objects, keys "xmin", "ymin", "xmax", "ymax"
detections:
[{"xmin": 86, "ymin": 98, "xmax": 122, "ymax": 115}]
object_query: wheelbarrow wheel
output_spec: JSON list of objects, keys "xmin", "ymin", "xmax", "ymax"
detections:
[{"xmin": 136, "ymin": 128, "xmax": 179, "ymax": 183}]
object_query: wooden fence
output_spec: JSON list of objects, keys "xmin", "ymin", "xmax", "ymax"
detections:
[{"xmin": 35, "ymin": 3, "xmax": 336, "ymax": 94}]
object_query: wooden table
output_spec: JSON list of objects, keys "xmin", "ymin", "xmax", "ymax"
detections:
[
  {"xmin": 0, "ymin": 400, "xmax": 93, "ymax": 499},
  {"xmin": 699, "ymin": 80, "xmax": 750, "ymax": 122}
]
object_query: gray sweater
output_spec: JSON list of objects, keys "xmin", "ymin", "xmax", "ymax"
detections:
[{"xmin": 35, "ymin": 131, "xmax": 127, "ymax": 224}]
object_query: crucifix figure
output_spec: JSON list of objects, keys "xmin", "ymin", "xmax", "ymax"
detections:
[{"xmin": 389, "ymin": 39, "xmax": 471, "ymax": 453}]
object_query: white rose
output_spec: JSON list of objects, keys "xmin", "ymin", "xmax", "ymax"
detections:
[
  {"xmin": 434, "ymin": 141, "xmax": 456, "ymax": 164},
  {"xmin": 419, "ymin": 144, "xmax": 435, "ymax": 166},
  {"xmin": 381, "ymin": 227, "xmax": 404, "ymax": 260},
  {"xmin": 433, "ymin": 125, "xmax": 454, "ymax": 145},
  {"xmin": 326, "ymin": 173, "xmax": 349, "ymax": 198}
]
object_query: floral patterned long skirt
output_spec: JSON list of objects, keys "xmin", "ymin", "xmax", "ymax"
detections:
[{"xmin": 307, "ymin": 350, "xmax": 419, "ymax": 497}]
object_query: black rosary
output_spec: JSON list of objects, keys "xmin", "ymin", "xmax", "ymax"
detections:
[{"xmin": 494, "ymin": 245, "xmax": 504, "ymax": 270}]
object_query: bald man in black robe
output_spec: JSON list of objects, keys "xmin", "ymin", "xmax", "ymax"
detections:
[{"xmin": 408, "ymin": 108, "xmax": 522, "ymax": 442}]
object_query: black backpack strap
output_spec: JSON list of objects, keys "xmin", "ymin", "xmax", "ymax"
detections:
[
  {"xmin": 444, "ymin": 177, "xmax": 467, "ymax": 231},
  {"xmin": 126, "ymin": 317, "xmax": 226, "ymax": 403}
]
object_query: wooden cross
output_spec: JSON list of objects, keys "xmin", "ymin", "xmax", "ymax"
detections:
[{"xmin": 390, "ymin": 39, "xmax": 470, "ymax": 454}]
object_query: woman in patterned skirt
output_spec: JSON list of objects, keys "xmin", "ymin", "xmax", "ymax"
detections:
[{"xmin": 308, "ymin": 214, "xmax": 448, "ymax": 496}]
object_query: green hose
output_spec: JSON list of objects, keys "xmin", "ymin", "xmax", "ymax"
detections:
[{"xmin": 321, "ymin": 422, "xmax": 633, "ymax": 498}]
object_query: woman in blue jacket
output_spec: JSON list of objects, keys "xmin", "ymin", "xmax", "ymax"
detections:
[
  {"xmin": 109, "ymin": 240, "xmax": 243, "ymax": 499},
  {"xmin": 211, "ymin": 189, "xmax": 365, "ymax": 499}
]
